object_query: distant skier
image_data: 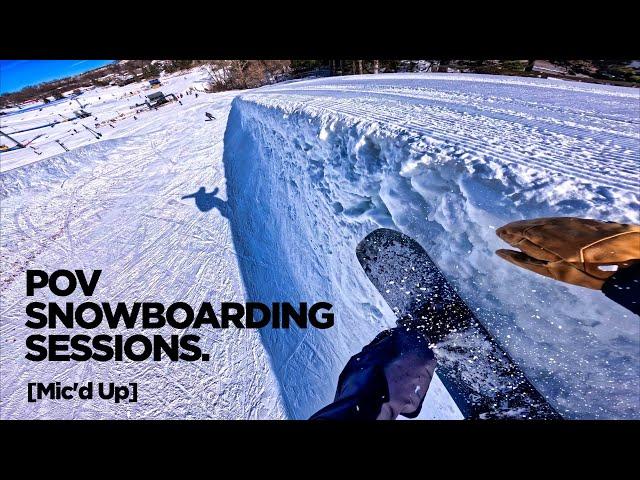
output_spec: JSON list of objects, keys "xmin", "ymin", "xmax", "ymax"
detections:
[{"xmin": 205, "ymin": 112, "xmax": 216, "ymax": 121}]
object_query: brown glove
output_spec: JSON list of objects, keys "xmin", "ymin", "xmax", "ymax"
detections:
[{"xmin": 495, "ymin": 217, "xmax": 640, "ymax": 289}]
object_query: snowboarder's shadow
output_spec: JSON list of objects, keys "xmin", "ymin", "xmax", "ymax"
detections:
[{"xmin": 181, "ymin": 187, "xmax": 230, "ymax": 217}]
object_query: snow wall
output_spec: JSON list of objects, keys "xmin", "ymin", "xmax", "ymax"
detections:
[{"xmin": 222, "ymin": 95, "xmax": 638, "ymax": 419}]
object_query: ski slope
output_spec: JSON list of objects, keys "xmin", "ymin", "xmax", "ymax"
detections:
[
  {"xmin": 1, "ymin": 70, "xmax": 288, "ymax": 419},
  {"xmin": 1, "ymin": 72, "xmax": 638, "ymax": 419}
]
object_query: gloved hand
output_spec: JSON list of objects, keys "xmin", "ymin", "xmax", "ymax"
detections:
[
  {"xmin": 309, "ymin": 328, "xmax": 436, "ymax": 420},
  {"xmin": 495, "ymin": 217, "xmax": 640, "ymax": 289}
]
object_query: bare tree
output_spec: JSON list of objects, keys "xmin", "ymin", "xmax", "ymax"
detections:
[
  {"xmin": 357, "ymin": 60, "xmax": 363, "ymax": 75},
  {"xmin": 373, "ymin": 60, "xmax": 380, "ymax": 74},
  {"xmin": 204, "ymin": 60, "xmax": 291, "ymax": 92}
]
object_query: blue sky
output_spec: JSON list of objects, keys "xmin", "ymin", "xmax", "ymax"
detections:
[{"xmin": 0, "ymin": 60, "xmax": 115, "ymax": 94}]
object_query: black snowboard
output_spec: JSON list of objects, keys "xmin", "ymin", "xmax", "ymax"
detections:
[{"xmin": 356, "ymin": 228, "xmax": 561, "ymax": 419}]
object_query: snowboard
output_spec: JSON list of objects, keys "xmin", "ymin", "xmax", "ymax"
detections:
[{"xmin": 356, "ymin": 228, "xmax": 562, "ymax": 419}]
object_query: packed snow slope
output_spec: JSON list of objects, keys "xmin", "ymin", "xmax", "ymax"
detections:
[
  {"xmin": 1, "ymin": 70, "xmax": 288, "ymax": 419},
  {"xmin": 1, "ymin": 72, "xmax": 638, "ymax": 420},
  {"xmin": 224, "ymin": 74, "xmax": 639, "ymax": 419},
  {"xmin": 1, "ymin": 73, "xmax": 209, "ymax": 173}
]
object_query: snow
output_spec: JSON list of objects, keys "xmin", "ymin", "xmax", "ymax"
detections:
[
  {"xmin": 1, "ymin": 72, "xmax": 639, "ymax": 419},
  {"xmin": 1, "ymin": 70, "xmax": 287, "ymax": 419},
  {"xmin": 225, "ymin": 74, "xmax": 639, "ymax": 419}
]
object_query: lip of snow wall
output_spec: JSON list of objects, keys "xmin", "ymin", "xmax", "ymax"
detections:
[{"xmin": 223, "ymin": 93, "xmax": 639, "ymax": 420}]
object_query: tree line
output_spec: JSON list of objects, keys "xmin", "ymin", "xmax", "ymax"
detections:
[{"xmin": 3, "ymin": 60, "xmax": 637, "ymax": 108}]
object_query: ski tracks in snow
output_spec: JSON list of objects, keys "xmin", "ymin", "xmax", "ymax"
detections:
[
  {"xmin": 2, "ymin": 72, "xmax": 638, "ymax": 419},
  {"xmin": 250, "ymin": 78, "xmax": 639, "ymax": 193},
  {"xmin": 230, "ymin": 74, "xmax": 639, "ymax": 419},
  {"xmin": 0, "ymin": 88, "xmax": 287, "ymax": 419}
]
